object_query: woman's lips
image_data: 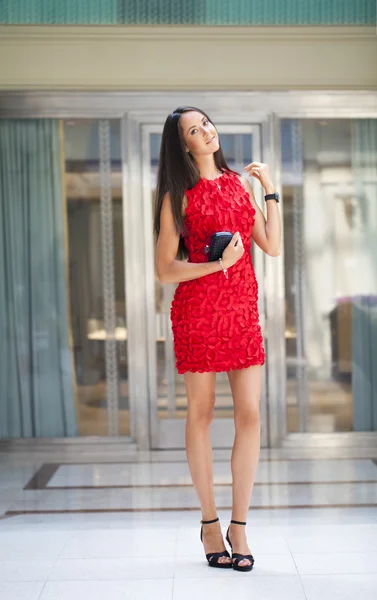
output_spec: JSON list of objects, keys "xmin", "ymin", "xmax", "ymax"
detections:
[{"xmin": 206, "ymin": 136, "xmax": 216, "ymax": 144}]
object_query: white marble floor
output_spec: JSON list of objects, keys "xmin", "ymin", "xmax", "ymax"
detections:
[{"xmin": 0, "ymin": 443, "xmax": 377, "ymax": 599}]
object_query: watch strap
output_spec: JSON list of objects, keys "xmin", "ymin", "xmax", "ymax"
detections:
[{"xmin": 265, "ymin": 192, "xmax": 279, "ymax": 202}]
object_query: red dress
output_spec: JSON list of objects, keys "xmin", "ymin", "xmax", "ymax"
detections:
[{"xmin": 170, "ymin": 171, "xmax": 265, "ymax": 374}]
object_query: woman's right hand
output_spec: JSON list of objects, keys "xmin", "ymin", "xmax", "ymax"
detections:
[{"xmin": 222, "ymin": 231, "xmax": 244, "ymax": 269}]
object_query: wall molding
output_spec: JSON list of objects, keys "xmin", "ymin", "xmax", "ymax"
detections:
[
  {"xmin": 0, "ymin": 25, "xmax": 376, "ymax": 90},
  {"xmin": 1, "ymin": 24, "xmax": 374, "ymax": 41},
  {"xmin": 1, "ymin": 91, "xmax": 377, "ymax": 120}
]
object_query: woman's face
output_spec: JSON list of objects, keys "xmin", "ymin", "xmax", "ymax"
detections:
[{"xmin": 180, "ymin": 111, "xmax": 220, "ymax": 157}]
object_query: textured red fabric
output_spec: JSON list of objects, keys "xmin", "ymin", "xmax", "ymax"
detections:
[{"xmin": 170, "ymin": 171, "xmax": 265, "ymax": 374}]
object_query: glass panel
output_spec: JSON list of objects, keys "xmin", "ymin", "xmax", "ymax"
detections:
[
  {"xmin": 150, "ymin": 131, "xmax": 255, "ymax": 420},
  {"xmin": 64, "ymin": 119, "xmax": 129, "ymax": 435},
  {"xmin": 281, "ymin": 118, "xmax": 377, "ymax": 433}
]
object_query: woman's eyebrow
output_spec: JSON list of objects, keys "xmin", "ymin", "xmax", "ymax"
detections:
[{"xmin": 188, "ymin": 116, "xmax": 205, "ymax": 133}]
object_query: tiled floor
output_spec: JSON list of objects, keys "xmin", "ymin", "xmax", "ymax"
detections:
[{"xmin": 0, "ymin": 441, "xmax": 377, "ymax": 599}]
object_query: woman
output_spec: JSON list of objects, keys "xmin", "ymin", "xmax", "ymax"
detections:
[{"xmin": 154, "ymin": 106, "xmax": 281, "ymax": 572}]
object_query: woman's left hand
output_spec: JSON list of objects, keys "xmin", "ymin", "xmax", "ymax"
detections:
[{"xmin": 244, "ymin": 162, "xmax": 274, "ymax": 192}]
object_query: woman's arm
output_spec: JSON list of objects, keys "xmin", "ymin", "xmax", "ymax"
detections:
[
  {"xmin": 156, "ymin": 192, "xmax": 223, "ymax": 284},
  {"xmin": 238, "ymin": 174, "xmax": 281, "ymax": 257}
]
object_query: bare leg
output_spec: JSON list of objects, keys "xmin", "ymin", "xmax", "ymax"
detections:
[
  {"xmin": 184, "ymin": 371, "xmax": 231, "ymax": 564},
  {"xmin": 227, "ymin": 365, "xmax": 262, "ymax": 567}
]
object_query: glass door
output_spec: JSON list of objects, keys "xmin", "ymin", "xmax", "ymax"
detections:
[
  {"xmin": 142, "ymin": 123, "xmax": 268, "ymax": 449},
  {"xmin": 64, "ymin": 119, "xmax": 129, "ymax": 436},
  {"xmin": 280, "ymin": 118, "xmax": 377, "ymax": 433}
]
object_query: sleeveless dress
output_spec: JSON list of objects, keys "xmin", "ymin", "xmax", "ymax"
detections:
[{"xmin": 170, "ymin": 171, "xmax": 265, "ymax": 374}]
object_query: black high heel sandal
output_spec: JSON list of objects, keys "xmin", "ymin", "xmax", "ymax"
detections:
[
  {"xmin": 226, "ymin": 520, "xmax": 255, "ymax": 572},
  {"xmin": 200, "ymin": 517, "xmax": 232, "ymax": 568}
]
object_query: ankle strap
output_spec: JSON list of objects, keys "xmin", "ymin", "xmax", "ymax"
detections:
[
  {"xmin": 231, "ymin": 519, "xmax": 247, "ymax": 525},
  {"xmin": 200, "ymin": 517, "xmax": 219, "ymax": 525}
]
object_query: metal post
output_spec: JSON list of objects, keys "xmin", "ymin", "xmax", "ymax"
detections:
[{"xmin": 99, "ymin": 119, "xmax": 119, "ymax": 436}]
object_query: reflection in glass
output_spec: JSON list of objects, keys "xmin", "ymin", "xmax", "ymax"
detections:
[
  {"xmin": 64, "ymin": 119, "xmax": 129, "ymax": 435},
  {"xmin": 281, "ymin": 119, "xmax": 377, "ymax": 432}
]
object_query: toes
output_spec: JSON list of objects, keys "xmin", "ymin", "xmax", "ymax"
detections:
[
  {"xmin": 238, "ymin": 559, "xmax": 251, "ymax": 567},
  {"xmin": 209, "ymin": 555, "xmax": 231, "ymax": 564}
]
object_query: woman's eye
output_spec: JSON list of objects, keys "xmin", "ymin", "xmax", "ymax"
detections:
[{"xmin": 190, "ymin": 120, "xmax": 209, "ymax": 135}]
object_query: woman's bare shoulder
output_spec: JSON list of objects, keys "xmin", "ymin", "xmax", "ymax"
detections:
[{"xmin": 161, "ymin": 190, "xmax": 188, "ymax": 219}]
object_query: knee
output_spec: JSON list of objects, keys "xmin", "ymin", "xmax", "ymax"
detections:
[
  {"xmin": 234, "ymin": 400, "xmax": 260, "ymax": 430},
  {"xmin": 187, "ymin": 398, "xmax": 215, "ymax": 429}
]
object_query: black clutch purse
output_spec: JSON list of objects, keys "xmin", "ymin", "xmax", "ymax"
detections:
[{"xmin": 204, "ymin": 231, "xmax": 233, "ymax": 262}]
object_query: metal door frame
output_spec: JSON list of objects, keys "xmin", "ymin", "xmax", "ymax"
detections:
[
  {"xmin": 123, "ymin": 106, "xmax": 288, "ymax": 450},
  {"xmin": 139, "ymin": 120, "xmax": 268, "ymax": 449}
]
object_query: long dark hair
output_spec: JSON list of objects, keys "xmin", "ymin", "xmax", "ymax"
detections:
[{"xmin": 153, "ymin": 106, "xmax": 237, "ymax": 258}]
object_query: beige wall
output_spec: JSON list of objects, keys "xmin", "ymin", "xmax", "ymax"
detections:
[{"xmin": 0, "ymin": 25, "xmax": 376, "ymax": 91}]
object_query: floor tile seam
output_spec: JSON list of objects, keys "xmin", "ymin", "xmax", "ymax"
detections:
[
  {"xmin": 32, "ymin": 575, "xmax": 272, "ymax": 584},
  {"xmin": 48, "ymin": 556, "xmax": 178, "ymax": 563},
  {"xmin": 286, "ymin": 541, "xmax": 301, "ymax": 578},
  {"xmin": 13, "ymin": 569, "xmax": 377, "ymax": 582},
  {"xmin": 299, "ymin": 573, "xmax": 377, "ymax": 581},
  {"xmin": 17, "ymin": 455, "xmax": 377, "ymax": 471},
  {"xmin": 2, "ymin": 550, "xmax": 376, "ymax": 562},
  {"xmin": 177, "ymin": 551, "xmax": 294, "ymax": 558},
  {"xmin": 286, "ymin": 544, "xmax": 309, "ymax": 600},
  {"xmin": 32, "ymin": 479, "xmax": 377, "ymax": 490},
  {"xmin": 77, "ymin": 458, "xmax": 377, "ymax": 465},
  {"xmin": 0, "ymin": 498, "xmax": 13, "ymax": 519},
  {"xmin": 44, "ymin": 530, "xmax": 77, "ymax": 585},
  {"xmin": 5, "ymin": 503, "xmax": 377, "ymax": 517},
  {"xmin": 295, "ymin": 569, "xmax": 377, "ymax": 576},
  {"xmin": 0, "ymin": 558, "xmax": 59, "ymax": 564},
  {"xmin": 37, "ymin": 579, "xmax": 48, "ymax": 600},
  {"xmin": 41, "ymin": 574, "xmax": 312, "ymax": 581},
  {"xmin": 291, "ymin": 545, "xmax": 377, "ymax": 552},
  {"xmin": 168, "ymin": 574, "xmax": 305, "ymax": 580},
  {"xmin": 173, "ymin": 525, "xmax": 180, "ymax": 570},
  {"xmin": 40, "ymin": 576, "xmax": 179, "ymax": 582},
  {"xmin": 297, "ymin": 573, "xmax": 309, "ymax": 600},
  {"xmin": 0, "ymin": 578, "xmax": 48, "ymax": 584},
  {"xmin": 42, "ymin": 480, "xmax": 377, "ymax": 490},
  {"xmin": 291, "ymin": 551, "xmax": 377, "ymax": 556},
  {"xmin": 20, "ymin": 552, "xmax": 359, "ymax": 565}
]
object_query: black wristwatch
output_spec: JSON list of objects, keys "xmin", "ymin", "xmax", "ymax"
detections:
[{"xmin": 264, "ymin": 192, "xmax": 280, "ymax": 203}]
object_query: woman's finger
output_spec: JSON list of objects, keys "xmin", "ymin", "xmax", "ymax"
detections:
[
  {"xmin": 235, "ymin": 235, "xmax": 243, "ymax": 249},
  {"xmin": 245, "ymin": 161, "xmax": 262, "ymax": 169}
]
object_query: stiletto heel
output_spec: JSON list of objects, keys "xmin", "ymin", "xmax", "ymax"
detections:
[
  {"xmin": 200, "ymin": 517, "xmax": 232, "ymax": 568},
  {"xmin": 226, "ymin": 520, "xmax": 255, "ymax": 572}
]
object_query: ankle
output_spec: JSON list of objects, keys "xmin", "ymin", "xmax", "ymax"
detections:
[
  {"xmin": 201, "ymin": 515, "xmax": 219, "ymax": 525},
  {"xmin": 230, "ymin": 518, "xmax": 247, "ymax": 525},
  {"xmin": 229, "ymin": 521, "xmax": 247, "ymax": 536},
  {"xmin": 202, "ymin": 522, "xmax": 220, "ymax": 533}
]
